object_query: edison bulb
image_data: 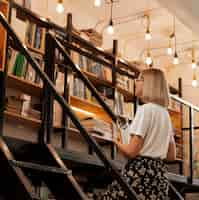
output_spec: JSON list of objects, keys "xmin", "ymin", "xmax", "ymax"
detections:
[
  {"xmin": 56, "ymin": 2, "xmax": 64, "ymax": 13},
  {"xmin": 94, "ymin": 0, "xmax": 101, "ymax": 7},
  {"xmin": 107, "ymin": 25, "xmax": 114, "ymax": 35},
  {"xmin": 192, "ymin": 79, "xmax": 198, "ymax": 87},
  {"xmin": 192, "ymin": 61, "xmax": 197, "ymax": 69},
  {"xmin": 146, "ymin": 56, "xmax": 152, "ymax": 65},
  {"xmin": 173, "ymin": 53, "xmax": 179, "ymax": 65},
  {"xmin": 167, "ymin": 47, "xmax": 172, "ymax": 55},
  {"xmin": 145, "ymin": 30, "xmax": 152, "ymax": 41}
]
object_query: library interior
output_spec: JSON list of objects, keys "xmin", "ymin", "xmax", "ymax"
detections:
[{"xmin": 0, "ymin": 0, "xmax": 199, "ymax": 199}]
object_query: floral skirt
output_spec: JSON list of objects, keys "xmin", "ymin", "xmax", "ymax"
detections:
[{"xmin": 93, "ymin": 156, "xmax": 169, "ymax": 200}]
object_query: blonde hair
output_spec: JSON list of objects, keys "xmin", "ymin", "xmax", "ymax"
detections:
[{"xmin": 140, "ymin": 68, "xmax": 170, "ymax": 107}]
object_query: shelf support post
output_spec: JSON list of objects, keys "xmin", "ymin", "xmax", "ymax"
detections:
[{"xmin": 42, "ymin": 32, "xmax": 56, "ymax": 144}]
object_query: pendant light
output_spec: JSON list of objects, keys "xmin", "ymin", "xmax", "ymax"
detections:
[
  {"xmin": 146, "ymin": 48, "xmax": 152, "ymax": 66},
  {"xmin": 167, "ymin": 36, "xmax": 173, "ymax": 55},
  {"xmin": 191, "ymin": 47, "xmax": 197, "ymax": 69},
  {"xmin": 56, "ymin": 0, "xmax": 64, "ymax": 13},
  {"xmin": 106, "ymin": 1, "xmax": 114, "ymax": 35},
  {"xmin": 94, "ymin": 0, "xmax": 102, "ymax": 7},
  {"xmin": 145, "ymin": 15, "xmax": 152, "ymax": 41},
  {"xmin": 192, "ymin": 71, "xmax": 198, "ymax": 87},
  {"xmin": 173, "ymin": 17, "xmax": 179, "ymax": 65}
]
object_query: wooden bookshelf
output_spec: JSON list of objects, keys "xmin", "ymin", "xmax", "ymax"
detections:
[
  {"xmin": 7, "ymin": 74, "xmax": 42, "ymax": 97},
  {"xmin": 5, "ymin": 110, "xmax": 41, "ymax": 128},
  {"xmin": 82, "ymin": 70, "xmax": 134, "ymax": 101},
  {"xmin": 70, "ymin": 95, "xmax": 112, "ymax": 123},
  {"xmin": 82, "ymin": 70, "xmax": 113, "ymax": 88},
  {"xmin": 0, "ymin": 0, "xmax": 9, "ymax": 71}
]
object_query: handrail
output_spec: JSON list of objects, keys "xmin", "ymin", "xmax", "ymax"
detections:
[
  {"xmin": 170, "ymin": 94, "xmax": 199, "ymax": 112},
  {"xmin": 0, "ymin": 12, "xmax": 138, "ymax": 199}
]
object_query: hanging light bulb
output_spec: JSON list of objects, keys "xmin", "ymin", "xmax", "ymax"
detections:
[
  {"xmin": 107, "ymin": 20, "xmax": 114, "ymax": 35},
  {"xmin": 192, "ymin": 60, "xmax": 197, "ymax": 69},
  {"xmin": 56, "ymin": 0, "xmax": 64, "ymax": 13},
  {"xmin": 94, "ymin": 0, "xmax": 101, "ymax": 7},
  {"xmin": 146, "ymin": 51, "xmax": 152, "ymax": 65},
  {"xmin": 173, "ymin": 51, "xmax": 179, "ymax": 65},
  {"xmin": 145, "ymin": 28, "xmax": 151, "ymax": 41},
  {"xmin": 191, "ymin": 48, "xmax": 197, "ymax": 69},
  {"xmin": 145, "ymin": 15, "xmax": 151, "ymax": 40},
  {"xmin": 173, "ymin": 17, "xmax": 179, "ymax": 65},
  {"xmin": 167, "ymin": 39, "xmax": 173, "ymax": 55},
  {"xmin": 192, "ymin": 72, "xmax": 198, "ymax": 87}
]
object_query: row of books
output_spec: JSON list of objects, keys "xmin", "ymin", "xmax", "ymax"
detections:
[
  {"xmin": 11, "ymin": 9, "xmax": 45, "ymax": 52},
  {"xmin": 7, "ymin": 48, "xmax": 44, "ymax": 86},
  {"xmin": 117, "ymin": 73, "xmax": 134, "ymax": 93},
  {"xmin": 116, "ymin": 92, "xmax": 134, "ymax": 118},
  {"xmin": 73, "ymin": 117, "xmax": 113, "ymax": 140},
  {"xmin": 72, "ymin": 52, "xmax": 112, "ymax": 82}
]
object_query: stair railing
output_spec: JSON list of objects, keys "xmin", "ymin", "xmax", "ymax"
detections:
[{"xmin": 0, "ymin": 12, "xmax": 138, "ymax": 199}]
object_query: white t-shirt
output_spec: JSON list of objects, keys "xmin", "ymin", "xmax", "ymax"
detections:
[{"xmin": 126, "ymin": 103, "xmax": 174, "ymax": 159}]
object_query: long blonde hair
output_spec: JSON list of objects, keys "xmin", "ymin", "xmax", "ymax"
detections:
[{"xmin": 140, "ymin": 68, "xmax": 170, "ymax": 107}]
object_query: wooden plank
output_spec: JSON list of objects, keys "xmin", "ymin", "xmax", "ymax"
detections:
[
  {"xmin": 70, "ymin": 95, "xmax": 112, "ymax": 123},
  {"xmin": 5, "ymin": 110, "xmax": 41, "ymax": 128},
  {"xmin": 7, "ymin": 74, "xmax": 42, "ymax": 97}
]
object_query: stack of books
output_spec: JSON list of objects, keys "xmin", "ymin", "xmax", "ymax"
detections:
[
  {"xmin": 117, "ymin": 73, "xmax": 134, "ymax": 93},
  {"xmin": 80, "ymin": 117, "xmax": 113, "ymax": 140}
]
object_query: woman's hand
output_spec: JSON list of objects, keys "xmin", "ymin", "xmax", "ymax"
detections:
[{"xmin": 114, "ymin": 135, "xmax": 144, "ymax": 159}]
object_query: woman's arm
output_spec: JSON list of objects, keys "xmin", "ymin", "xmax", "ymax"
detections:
[
  {"xmin": 166, "ymin": 135, "xmax": 176, "ymax": 161},
  {"xmin": 115, "ymin": 135, "xmax": 144, "ymax": 159}
]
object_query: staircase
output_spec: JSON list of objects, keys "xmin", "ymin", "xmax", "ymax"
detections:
[{"xmin": 0, "ymin": 6, "xmax": 198, "ymax": 200}]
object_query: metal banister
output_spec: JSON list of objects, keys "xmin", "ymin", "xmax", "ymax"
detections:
[{"xmin": 0, "ymin": 12, "xmax": 138, "ymax": 199}]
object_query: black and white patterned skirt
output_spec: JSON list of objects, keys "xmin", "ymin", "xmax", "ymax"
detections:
[{"xmin": 93, "ymin": 156, "xmax": 169, "ymax": 200}]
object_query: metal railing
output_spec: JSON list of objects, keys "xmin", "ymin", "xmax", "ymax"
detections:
[{"xmin": 0, "ymin": 12, "xmax": 138, "ymax": 199}]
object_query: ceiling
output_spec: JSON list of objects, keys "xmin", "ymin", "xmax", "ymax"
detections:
[{"xmin": 63, "ymin": 0, "xmax": 199, "ymax": 71}]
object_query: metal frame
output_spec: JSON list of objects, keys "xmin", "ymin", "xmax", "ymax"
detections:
[{"xmin": 0, "ymin": 12, "xmax": 138, "ymax": 199}]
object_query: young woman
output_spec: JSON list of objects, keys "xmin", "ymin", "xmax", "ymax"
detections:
[{"xmin": 94, "ymin": 68, "xmax": 176, "ymax": 200}]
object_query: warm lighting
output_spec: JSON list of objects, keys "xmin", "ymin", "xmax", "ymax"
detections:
[
  {"xmin": 71, "ymin": 106, "xmax": 95, "ymax": 117},
  {"xmin": 94, "ymin": 0, "xmax": 101, "ymax": 7},
  {"xmin": 167, "ymin": 39, "xmax": 173, "ymax": 55},
  {"xmin": 145, "ymin": 15, "xmax": 151, "ymax": 41},
  {"xmin": 107, "ymin": 20, "xmax": 114, "ymax": 35},
  {"xmin": 173, "ymin": 52, "xmax": 179, "ymax": 65},
  {"xmin": 145, "ymin": 51, "xmax": 152, "ymax": 65},
  {"xmin": 192, "ymin": 60, "xmax": 197, "ymax": 69},
  {"xmin": 145, "ymin": 29, "xmax": 151, "ymax": 41},
  {"xmin": 167, "ymin": 47, "xmax": 172, "ymax": 55},
  {"xmin": 192, "ymin": 79, "xmax": 198, "ymax": 87},
  {"xmin": 56, "ymin": 0, "xmax": 64, "ymax": 13},
  {"xmin": 191, "ymin": 48, "xmax": 197, "ymax": 69}
]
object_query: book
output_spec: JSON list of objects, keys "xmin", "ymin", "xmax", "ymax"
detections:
[{"xmin": 12, "ymin": 52, "xmax": 27, "ymax": 77}]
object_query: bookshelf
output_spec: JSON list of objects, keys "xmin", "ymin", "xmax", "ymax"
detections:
[
  {"xmin": 5, "ymin": 110, "xmax": 41, "ymax": 128},
  {"xmin": 0, "ymin": 0, "xmax": 9, "ymax": 71},
  {"xmin": 70, "ymin": 95, "xmax": 112, "ymax": 123},
  {"xmin": 3, "ymin": 3, "xmax": 184, "ymax": 160},
  {"xmin": 7, "ymin": 74, "xmax": 42, "ymax": 97}
]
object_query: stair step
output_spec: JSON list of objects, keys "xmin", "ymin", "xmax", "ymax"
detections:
[{"xmin": 9, "ymin": 160, "xmax": 72, "ymax": 175}]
